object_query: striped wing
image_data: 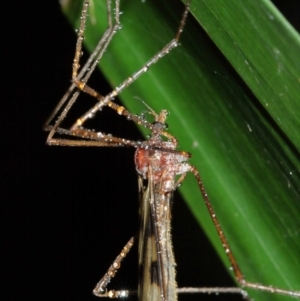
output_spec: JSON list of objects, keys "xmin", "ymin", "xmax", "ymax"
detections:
[{"xmin": 138, "ymin": 167, "xmax": 177, "ymax": 301}]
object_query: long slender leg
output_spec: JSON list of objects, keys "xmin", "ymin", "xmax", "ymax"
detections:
[
  {"xmin": 45, "ymin": 1, "xmax": 190, "ymax": 148},
  {"xmin": 71, "ymin": 1, "xmax": 191, "ymax": 132},
  {"xmin": 45, "ymin": 0, "xmax": 121, "ymax": 145},
  {"xmin": 93, "ymin": 237, "xmax": 135, "ymax": 299},
  {"xmin": 156, "ymin": 162, "xmax": 299, "ymax": 298},
  {"xmin": 188, "ymin": 165, "xmax": 300, "ymax": 298}
]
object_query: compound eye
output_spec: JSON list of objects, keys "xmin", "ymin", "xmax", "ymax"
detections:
[{"xmin": 152, "ymin": 121, "xmax": 165, "ymax": 130}]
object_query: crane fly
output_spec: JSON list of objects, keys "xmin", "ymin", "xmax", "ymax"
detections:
[{"xmin": 44, "ymin": 0, "xmax": 300, "ymax": 300}]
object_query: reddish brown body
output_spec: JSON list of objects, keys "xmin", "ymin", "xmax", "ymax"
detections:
[{"xmin": 135, "ymin": 139, "xmax": 191, "ymax": 192}]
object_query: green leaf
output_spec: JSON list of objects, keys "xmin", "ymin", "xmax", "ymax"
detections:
[{"xmin": 62, "ymin": 1, "xmax": 300, "ymax": 300}]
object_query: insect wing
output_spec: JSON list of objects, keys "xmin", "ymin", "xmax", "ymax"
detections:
[
  {"xmin": 138, "ymin": 176, "xmax": 161, "ymax": 301},
  {"xmin": 138, "ymin": 166, "xmax": 177, "ymax": 301}
]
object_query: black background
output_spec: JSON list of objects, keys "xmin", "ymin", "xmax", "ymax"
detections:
[{"xmin": 3, "ymin": 1, "xmax": 299, "ymax": 301}]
